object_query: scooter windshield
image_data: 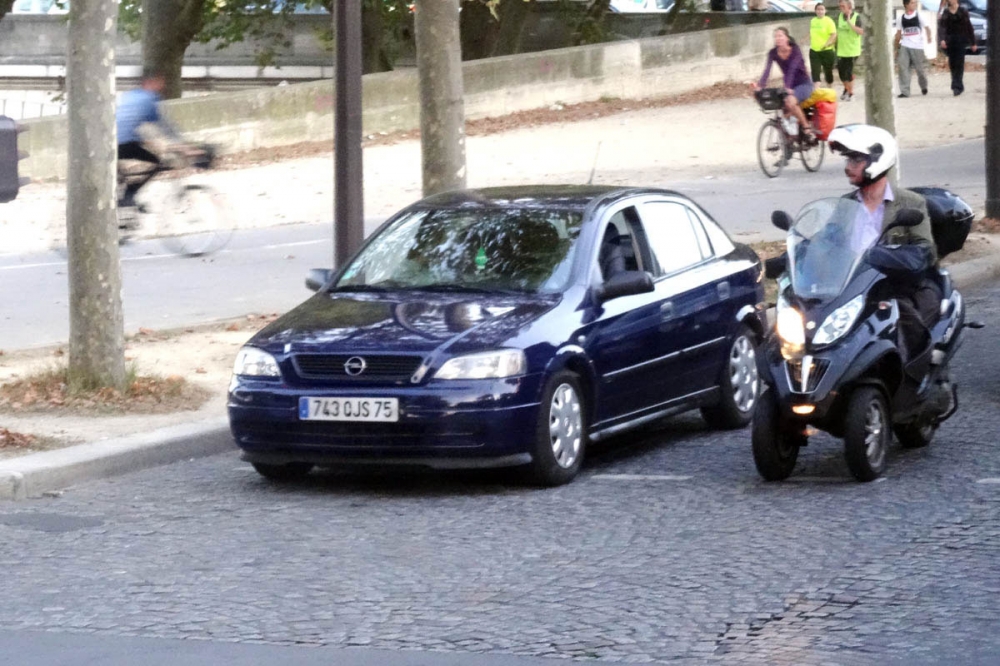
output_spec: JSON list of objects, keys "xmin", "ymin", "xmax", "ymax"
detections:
[{"xmin": 787, "ymin": 198, "xmax": 868, "ymax": 301}]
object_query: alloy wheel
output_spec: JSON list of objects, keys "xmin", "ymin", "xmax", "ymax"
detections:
[{"xmin": 549, "ymin": 383, "xmax": 582, "ymax": 469}]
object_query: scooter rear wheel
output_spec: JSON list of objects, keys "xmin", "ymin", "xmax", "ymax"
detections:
[
  {"xmin": 844, "ymin": 387, "xmax": 890, "ymax": 481},
  {"xmin": 751, "ymin": 388, "xmax": 803, "ymax": 481}
]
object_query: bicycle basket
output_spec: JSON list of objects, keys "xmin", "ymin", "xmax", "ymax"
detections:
[{"xmin": 756, "ymin": 88, "xmax": 785, "ymax": 111}]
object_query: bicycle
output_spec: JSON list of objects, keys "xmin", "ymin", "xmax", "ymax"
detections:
[
  {"xmin": 754, "ymin": 88, "xmax": 825, "ymax": 179},
  {"xmin": 117, "ymin": 143, "xmax": 232, "ymax": 257}
]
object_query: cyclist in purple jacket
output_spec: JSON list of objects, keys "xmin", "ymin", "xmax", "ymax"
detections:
[{"xmin": 750, "ymin": 27, "xmax": 816, "ymax": 142}]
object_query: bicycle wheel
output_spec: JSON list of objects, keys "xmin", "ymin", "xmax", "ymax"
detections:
[
  {"xmin": 158, "ymin": 182, "xmax": 232, "ymax": 257},
  {"xmin": 757, "ymin": 120, "xmax": 788, "ymax": 178},
  {"xmin": 800, "ymin": 134, "xmax": 825, "ymax": 172}
]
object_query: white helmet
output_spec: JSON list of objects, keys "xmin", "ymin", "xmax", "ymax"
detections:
[{"xmin": 827, "ymin": 124, "xmax": 898, "ymax": 184}]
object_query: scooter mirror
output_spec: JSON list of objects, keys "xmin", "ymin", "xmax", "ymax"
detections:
[{"xmin": 771, "ymin": 210, "xmax": 793, "ymax": 231}]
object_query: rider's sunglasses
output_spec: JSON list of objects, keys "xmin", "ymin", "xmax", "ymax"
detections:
[{"xmin": 846, "ymin": 155, "xmax": 869, "ymax": 166}]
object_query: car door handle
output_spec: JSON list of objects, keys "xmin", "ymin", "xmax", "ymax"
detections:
[
  {"xmin": 660, "ymin": 302, "xmax": 675, "ymax": 319},
  {"xmin": 717, "ymin": 281, "xmax": 731, "ymax": 300}
]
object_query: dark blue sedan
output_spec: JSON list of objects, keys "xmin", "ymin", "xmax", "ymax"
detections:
[{"xmin": 228, "ymin": 186, "xmax": 766, "ymax": 485}]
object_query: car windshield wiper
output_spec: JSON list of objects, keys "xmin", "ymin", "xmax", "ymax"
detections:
[
  {"xmin": 329, "ymin": 284, "xmax": 394, "ymax": 293},
  {"xmin": 418, "ymin": 284, "xmax": 529, "ymax": 294}
]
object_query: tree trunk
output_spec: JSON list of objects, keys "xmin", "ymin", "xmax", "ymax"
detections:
[
  {"xmin": 862, "ymin": 0, "xmax": 898, "ymax": 185},
  {"xmin": 361, "ymin": 2, "xmax": 393, "ymax": 73},
  {"xmin": 492, "ymin": 0, "xmax": 532, "ymax": 57},
  {"xmin": 66, "ymin": 0, "xmax": 125, "ymax": 391},
  {"xmin": 142, "ymin": 0, "xmax": 205, "ymax": 100},
  {"xmin": 415, "ymin": 0, "xmax": 466, "ymax": 196},
  {"xmin": 459, "ymin": 1, "xmax": 497, "ymax": 60}
]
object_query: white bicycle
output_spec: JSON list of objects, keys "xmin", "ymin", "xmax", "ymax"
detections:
[{"xmin": 117, "ymin": 144, "xmax": 232, "ymax": 257}]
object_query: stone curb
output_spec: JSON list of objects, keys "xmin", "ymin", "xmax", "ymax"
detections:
[{"xmin": 0, "ymin": 417, "xmax": 233, "ymax": 500}]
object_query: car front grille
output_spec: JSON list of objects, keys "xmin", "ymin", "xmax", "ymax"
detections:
[
  {"xmin": 785, "ymin": 357, "xmax": 830, "ymax": 393},
  {"xmin": 292, "ymin": 354, "xmax": 424, "ymax": 383}
]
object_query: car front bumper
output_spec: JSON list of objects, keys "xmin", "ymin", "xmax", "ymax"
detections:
[{"xmin": 228, "ymin": 374, "xmax": 544, "ymax": 469}]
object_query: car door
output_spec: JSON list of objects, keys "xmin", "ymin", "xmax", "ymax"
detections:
[
  {"xmin": 586, "ymin": 204, "xmax": 675, "ymax": 426},
  {"xmin": 636, "ymin": 199, "xmax": 730, "ymax": 399}
]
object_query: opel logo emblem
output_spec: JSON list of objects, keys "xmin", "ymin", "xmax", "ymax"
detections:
[{"xmin": 344, "ymin": 356, "xmax": 367, "ymax": 376}]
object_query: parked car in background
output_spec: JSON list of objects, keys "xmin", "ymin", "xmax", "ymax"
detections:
[
  {"xmin": 611, "ymin": 0, "xmax": 807, "ymax": 11},
  {"xmin": 228, "ymin": 186, "xmax": 767, "ymax": 486}
]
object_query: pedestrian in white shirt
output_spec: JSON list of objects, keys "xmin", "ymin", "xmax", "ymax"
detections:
[{"xmin": 894, "ymin": 0, "xmax": 932, "ymax": 97}]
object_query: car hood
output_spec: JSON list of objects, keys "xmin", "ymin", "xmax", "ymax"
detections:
[{"xmin": 249, "ymin": 291, "xmax": 559, "ymax": 355}]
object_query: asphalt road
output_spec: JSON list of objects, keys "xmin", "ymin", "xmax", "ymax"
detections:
[
  {"xmin": 0, "ymin": 139, "xmax": 988, "ymax": 351},
  {"xmin": 0, "ymin": 282, "xmax": 997, "ymax": 664}
]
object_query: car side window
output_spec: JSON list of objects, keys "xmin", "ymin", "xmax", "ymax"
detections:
[
  {"xmin": 598, "ymin": 207, "xmax": 649, "ymax": 281},
  {"xmin": 639, "ymin": 202, "xmax": 708, "ymax": 277}
]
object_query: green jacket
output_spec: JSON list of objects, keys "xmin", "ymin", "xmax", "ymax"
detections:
[{"xmin": 851, "ymin": 186, "xmax": 937, "ymax": 264}]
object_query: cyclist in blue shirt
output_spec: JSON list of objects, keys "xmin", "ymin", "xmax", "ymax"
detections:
[{"xmin": 116, "ymin": 68, "xmax": 199, "ymax": 208}]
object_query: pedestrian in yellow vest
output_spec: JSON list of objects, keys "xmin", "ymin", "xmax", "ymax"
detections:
[
  {"xmin": 809, "ymin": 3, "xmax": 837, "ymax": 86},
  {"xmin": 836, "ymin": 0, "xmax": 863, "ymax": 101}
]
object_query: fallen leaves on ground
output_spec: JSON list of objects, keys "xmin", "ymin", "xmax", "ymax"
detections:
[
  {"xmin": 0, "ymin": 369, "xmax": 210, "ymax": 416},
  {"xmin": 213, "ymin": 82, "xmax": 752, "ymax": 169},
  {"xmin": 975, "ymin": 217, "xmax": 1000, "ymax": 233},
  {"xmin": 0, "ymin": 428, "xmax": 36, "ymax": 450}
]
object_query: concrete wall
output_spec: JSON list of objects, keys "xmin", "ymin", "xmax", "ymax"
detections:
[{"xmin": 19, "ymin": 18, "xmax": 808, "ymax": 181}]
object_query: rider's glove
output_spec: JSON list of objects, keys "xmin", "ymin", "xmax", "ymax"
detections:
[{"xmin": 865, "ymin": 244, "xmax": 933, "ymax": 279}]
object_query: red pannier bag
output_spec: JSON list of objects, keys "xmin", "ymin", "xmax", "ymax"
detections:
[{"xmin": 813, "ymin": 100, "xmax": 837, "ymax": 141}]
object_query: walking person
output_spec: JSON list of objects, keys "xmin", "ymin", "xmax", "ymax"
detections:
[
  {"xmin": 835, "ymin": 0, "xmax": 863, "ymax": 101},
  {"xmin": 809, "ymin": 2, "xmax": 837, "ymax": 86},
  {"xmin": 894, "ymin": 0, "xmax": 931, "ymax": 97},
  {"xmin": 938, "ymin": 0, "xmax": 977, "ymax": 96}
]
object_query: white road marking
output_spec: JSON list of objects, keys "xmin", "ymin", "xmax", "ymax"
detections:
[
  {"xmin": 262, "ymin": 239, "xmax": 325, "ymax": 249},
  {"xmin": 592, "ymin": 473, "xmax": 692, "ymax": 482},
  {"xmin": 975, "ymin": 478, "xmax": 1000, "ymax": 484}
]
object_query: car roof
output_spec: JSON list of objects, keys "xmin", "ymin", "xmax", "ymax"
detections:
[{"xmin": 413, "ymin": 185, "xmax": 689, "ymax": 212}]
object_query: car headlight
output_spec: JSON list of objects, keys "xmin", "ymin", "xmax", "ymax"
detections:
[
  {"xmin": 434, "ymin": 350, "xmax": 527, "ymax": 380},
  {"xmin": 232, "ymin": 347, "xmax": 281, "ymax": 377},
  {"xmin": 812, "ymin": 294, "xmax": 864, "ymax": 346},
  {"xmin": 776, "ymin": 298, "xmax": 805, "ymax": 347}
]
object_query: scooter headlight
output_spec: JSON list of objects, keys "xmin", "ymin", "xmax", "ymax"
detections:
[
  {"xmin": 776, "ymin": 297, "xmax": 806, "ymax": 348},
  {"xmin": 812, "ymin": 295, "xmax": 864, "ymax": 346}
]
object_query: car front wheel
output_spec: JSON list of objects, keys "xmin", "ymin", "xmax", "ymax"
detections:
[{"xmin": 525, "ymin": 370, "xmax": 586, "ymax": 486}]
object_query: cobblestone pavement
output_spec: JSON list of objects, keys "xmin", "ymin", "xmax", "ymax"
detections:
[{"xmin": 0, "ymin": 281, "xmax": 998, "ymax": 665}]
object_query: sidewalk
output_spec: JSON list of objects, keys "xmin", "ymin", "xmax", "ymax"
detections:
[
  {"xmin": 1, "ymin": 68, "xmax": 998, "ymax": 499},
  {"xmin": 0, "ymin": 69, "xmax": 990, "ymax": 255}
]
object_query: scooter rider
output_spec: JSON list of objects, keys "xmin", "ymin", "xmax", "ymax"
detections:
[{"xmin": 826, "ymin": 123, "xmax": 941, "ymax": 375}]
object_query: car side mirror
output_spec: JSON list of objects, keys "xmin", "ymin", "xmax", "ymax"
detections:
[
  {"xmin": 593, "ymin": 270, "xmax": 654, "ymax": 305},
  {"xmin": 771, "ymin": 210, "xmax": 793, "ymax": 231},
  {"xmin": 305, "ymin": 268, "xmax": 334, "ymax": 292}
]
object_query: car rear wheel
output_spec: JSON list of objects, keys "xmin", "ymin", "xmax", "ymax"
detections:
[
  {"xmin": 701, "ymin": 325, "xmax": 759, "ymax": 429},
  {"xmin": 252, "ymin": 462, "xmax": 314, "ymax": 481},
  {"xmin": 525, "ymin": 370, "xmax": 586, "ymax": 486}
]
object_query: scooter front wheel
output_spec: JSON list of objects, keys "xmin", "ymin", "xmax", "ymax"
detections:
[
  {"xmin": 751, "ymin": 388, "xmax": 803, "ymax": 481},
  {"xmin": 844, "ymin": 387, "xmax": 890, "ymax": 481}
]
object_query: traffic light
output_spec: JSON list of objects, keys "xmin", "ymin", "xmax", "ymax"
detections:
[{"xmin": 0, "ymin": 115, "xmax": 30, "ymax": 203}]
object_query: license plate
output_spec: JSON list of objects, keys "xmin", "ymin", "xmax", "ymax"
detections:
[{"xmin": 299, "ymin": 397, "xmax": 399, "ymax": 422}]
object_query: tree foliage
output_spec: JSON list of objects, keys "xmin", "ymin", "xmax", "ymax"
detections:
[{"xmin": 0, "ymin": 0, "xmax": 14, "ymax": 23}]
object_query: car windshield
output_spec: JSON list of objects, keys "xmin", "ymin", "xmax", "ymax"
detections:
[
  {"xmin": 787, "ymin": 197, "xmax": 869, "ymax": 301},
  {"xmin": 334, "ymin": 207, "xmax": 584, "ymax": 294}
]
